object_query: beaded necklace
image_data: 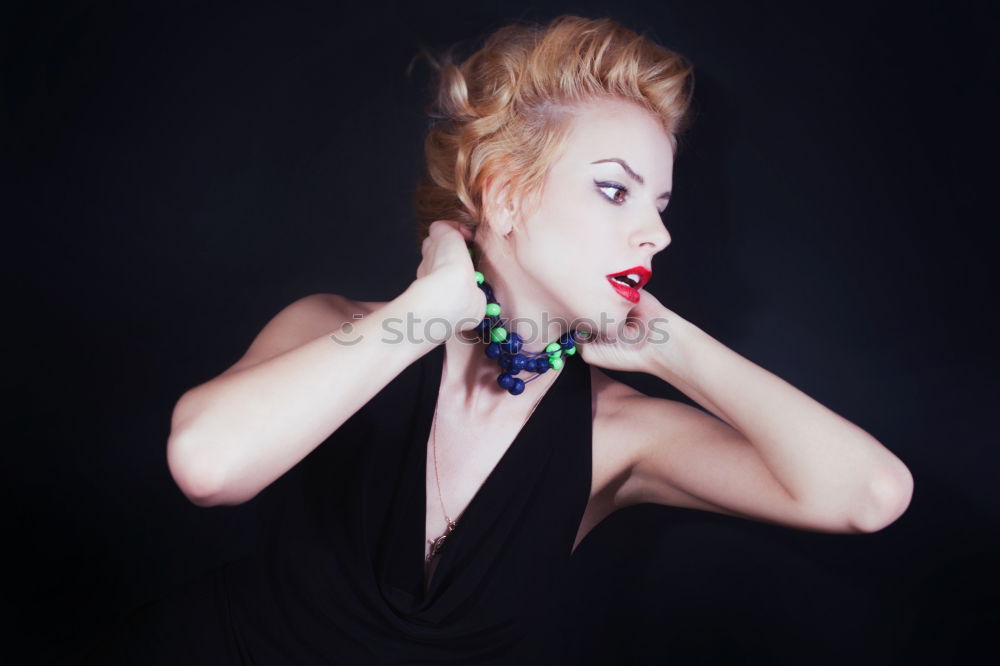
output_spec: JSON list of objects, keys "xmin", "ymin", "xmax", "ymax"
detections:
[{"xmin": 468, "ymin": 247, "xmax": 581, "ymax": 395}]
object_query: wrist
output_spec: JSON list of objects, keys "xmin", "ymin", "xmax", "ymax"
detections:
[
  {"xmin": 402, "ymin": 273, "xmax": 475, "ymax": 330},
  {"xmin": 647, "ymin": 311, "xmax": 701, "ymax": 384},
  {"xmin": 397, "ymin": 277, "xmax": 439, "ymax": 324}
]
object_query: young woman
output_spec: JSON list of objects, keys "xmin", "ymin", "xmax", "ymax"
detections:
[{"xmin": 87, "ymin": 14, "xmax": 913, "ymax": 665}]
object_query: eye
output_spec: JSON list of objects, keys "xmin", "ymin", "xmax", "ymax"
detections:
[{"xmin": 595, "ymin": 181, "xmax": 628, "ymax": 205}]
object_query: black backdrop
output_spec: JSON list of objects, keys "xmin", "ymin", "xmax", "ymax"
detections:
[{"xmin": 5, "ymin": 1, "xmax": 997, "ymax": 664}]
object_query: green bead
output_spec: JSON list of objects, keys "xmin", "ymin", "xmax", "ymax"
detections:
[
  {"xmin": 549, "ymin": 356, "xmax": 564, "ymax": 370},
  {"xmin": 565, "ymin": 345, "xmax": 576, "ymax": 355},
  {"xmin": 490, "ymin": 327, "xmax": 507, "ymax": 343},
  {"xmin": 485, "ymin": 302, "xmax": 501, "ymax": 317},
  {"xmin": 474, "ymin": 271, "xmax": 484, "ymax": 284},
  {"xmin": 549, "ymin": 349, "xmax": 562, "ymax": 359},
  {"xmin": 545, "ymin": 342, "xmax": 561, "ymax": 353}
]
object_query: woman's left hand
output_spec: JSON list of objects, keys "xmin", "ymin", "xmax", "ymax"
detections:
[{"xmin": 576, "ymin": 289, "xmax": 682, "ymax": 375}]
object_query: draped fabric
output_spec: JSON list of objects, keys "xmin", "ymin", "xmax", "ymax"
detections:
[{"xmin": 88, "ymin": 343, "xmax": 593, "ymax": 665}]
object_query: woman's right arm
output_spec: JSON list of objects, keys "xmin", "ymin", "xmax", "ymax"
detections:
[
  {"xmin": 167, "ymin": 220, "xmax": 485, "ymax": 507},
  {"xmin": 167, "ymin": 283, "xmax": 439, "ymax": 507}
]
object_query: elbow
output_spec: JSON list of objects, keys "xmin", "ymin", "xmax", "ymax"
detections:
[
  {"xmin": 168, "ymin": 389, "xmax": 230, "ymax": 507},
  {"xmin": 850, "ymin": 462, "xmax": 914, "ymax": 534},
  {"xmin": 167, "ymin": 431, "xmax": 260, "ymax": 507},
  {"xmin": 166, "ymin": 390, "xmax": 264, "ymax": 508},
  {"xmin": 167, "ymin": 429, "xmax": 229, "ymax": 508}
]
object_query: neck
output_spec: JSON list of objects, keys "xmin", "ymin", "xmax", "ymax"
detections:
[
  {"xmin": 472, "ymin": 249, "xmax": 571, "ymax": 353},
  {"xmin": 440, "ymin": 249, "xmax": 570, "ymax": 413}
]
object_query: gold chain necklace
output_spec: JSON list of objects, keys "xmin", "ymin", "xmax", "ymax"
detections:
[{"xmin": 425, "ymin": 377, "xmax": 550, "ymax": 564}]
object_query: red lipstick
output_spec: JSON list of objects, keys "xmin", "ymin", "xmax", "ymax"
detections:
[{"xmin": 605, "ymin": 266, "xmax": 651, "ymax": 304}]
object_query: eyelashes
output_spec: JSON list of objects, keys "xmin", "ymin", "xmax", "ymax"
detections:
[
  {"xmin": 595, "ymin": 181, "xmax": 628, "ymax": 205},
  {"xmin": 595, "ymin": 180, "xmax": 669, "ymax": 215}
]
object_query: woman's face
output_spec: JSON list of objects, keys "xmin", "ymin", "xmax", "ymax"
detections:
[{"xmin": 511, "ymin": 97, "xmax": 674, "ymax": 334}]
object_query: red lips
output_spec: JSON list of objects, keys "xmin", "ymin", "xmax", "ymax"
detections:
[
  {"xmin": 606, "ymin": 266, "xmax": 651, "ymax": 289},
  {"xmin": 605, "ymin": 266, "xmax": 652, "ymax": 304}
]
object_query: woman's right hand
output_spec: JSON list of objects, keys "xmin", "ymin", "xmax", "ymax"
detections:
[{"xmin": 410, "ymin": 220, "xmax": 488, "ymax": 335}]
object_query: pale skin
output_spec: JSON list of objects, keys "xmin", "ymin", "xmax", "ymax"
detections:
[{"xmin": 167, "ymin": 97, "xmax": 913, "ymax": 593}]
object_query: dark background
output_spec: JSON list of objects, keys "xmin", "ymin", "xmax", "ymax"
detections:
[{"xmin": 5, "ymin": 0, "xmax": 997, "ymax": 664}]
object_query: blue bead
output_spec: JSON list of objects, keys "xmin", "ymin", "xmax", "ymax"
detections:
[
  {"xmin": 485, "ymin": 342, "xmax": 501, "ymax": 359},
  {"xmin": 524, "ymin": 358, "xmax": 537, "ymax": 373},
  {"xmin": 499, "ymin": 355, "xmax": 512, "ymax": 370},
  {"xmin": 507, "ymin": 332, "xmax": 523, "ymax": 353},
  {"xmin": 535, "ymin": 362, "xmax": 549, "ymax": 374},
  {"xmin": 497, "ymin": 373, "xmax": 515, "ymax": 390},
  {"xmin": 511, "ymin": 354, "xmax": 527, "ymax": 370},
  {"xmin": 475, "ymin": 318, "xmax": 490, "ymax": 332},
  {"xmin": 509, "ymin": 378, "xmax": 525, "ymax": 395}
]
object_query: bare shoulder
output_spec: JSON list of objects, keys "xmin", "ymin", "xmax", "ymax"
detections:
[
  {"xmin": 586, "ymin": 365, "xmax": 650, "ymax": 508},
  {"xmin": 220, "ymin": 293, "xmax": 388, "ymax": 376},
  {"xmin": 590, "ymin": 364, "xmax": 662, "ymax": 425},
  {"xmin": 587, "ymin": 367, "xmax": 728, "ymax": 514},
  {"xmin": 292, "ymin": 293, "xmax": 386, "ymax": 319},
  {"xmin": 588, "ymin": 364, "xmax": 645, "ymax": 405},
  {"xmin": 354, "ymin": 299, "xmax": 390, "ymax": 314}
]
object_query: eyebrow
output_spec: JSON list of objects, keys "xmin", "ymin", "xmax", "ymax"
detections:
[{"xmin": 591, "ymin": 158, "xmax": 671, "ymax": 200}]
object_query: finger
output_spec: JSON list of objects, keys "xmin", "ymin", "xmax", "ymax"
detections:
[
  {"xmin": 428, "ymin": 219, "xmax": 458, "ymax": 237},
  {"xmin": 441, "ymin": 219, "xmax": 475, "ymax": 242},
  {"xmin": 430, "ymin": 219, "xmax": 461, "ymax": 233},
  {"xmin": 456, "ymin": 223, "xmax": 474, "ymax": 242},
  {"xmin": 428, "ymin": 220, "xmax": 447, "ymax": 236}
]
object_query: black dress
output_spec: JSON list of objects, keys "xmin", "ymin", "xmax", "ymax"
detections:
[{"xmin": 85, "ymin": 342, "xmax": 593, "ymax": 665}]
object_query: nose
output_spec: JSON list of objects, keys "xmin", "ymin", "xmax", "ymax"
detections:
[{"xmin": 633, "ymin": 209, "xmax": 671, "ymax": 252}]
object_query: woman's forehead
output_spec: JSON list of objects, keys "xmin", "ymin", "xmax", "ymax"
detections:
[{"xmin": 556, "ymin": 105, "xmax": 674, "ymax": 178}]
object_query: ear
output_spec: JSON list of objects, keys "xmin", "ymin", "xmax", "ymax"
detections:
[{"xmin": 481, "ymin": 174, "xmax": 517, "ymax": 237}]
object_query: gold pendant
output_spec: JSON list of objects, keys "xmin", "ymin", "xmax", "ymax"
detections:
[{"xmin": 426, "ymin": 519, "xmax": 457, "ymax": 561}]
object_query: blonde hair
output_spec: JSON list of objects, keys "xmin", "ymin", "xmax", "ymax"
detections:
[{"xmin": 411, "ymin": 15, "xmax": 696, "ymax": 243}]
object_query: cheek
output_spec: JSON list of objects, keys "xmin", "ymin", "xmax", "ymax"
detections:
[
  {"xmin": 538, "ymin": 212, "xmax": 608, "ymax": 279},
  {"xmin": 519, "ymin": 196, "xmax": 611, "ymax": 295}
]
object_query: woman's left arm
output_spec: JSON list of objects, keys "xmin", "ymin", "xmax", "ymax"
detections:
[{"xmin": 578, "ymin": 291, "xmax": 914, "ymax": 533}]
